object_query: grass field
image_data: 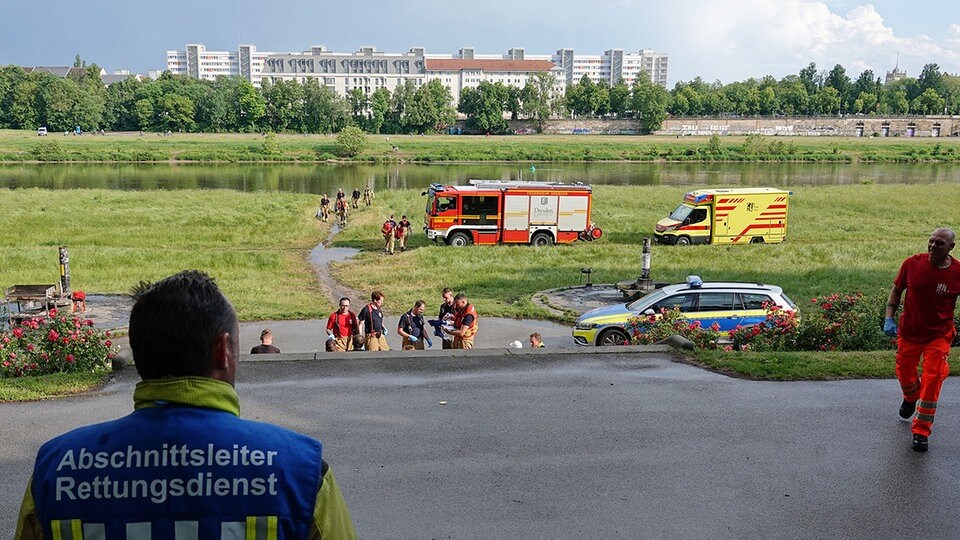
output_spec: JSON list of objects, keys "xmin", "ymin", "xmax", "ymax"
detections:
[
  {"xmin": 3, "ymin": 129, "xmax": 960, "ymax": 163},
  {"xmin": 1, "ymin": 183, "xmax": 953, "ymax": 321},
  {"xmin": 1, "ymin": 180, "xmax": 957, "ymax": 390}
]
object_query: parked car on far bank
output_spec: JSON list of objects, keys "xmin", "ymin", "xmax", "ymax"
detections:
[
  {"xmin": 573, "ymin": 276, "xmax": 797, "ymax": 346},
  {"xmin": 37, "ymin": 127, "xmax": 47, "ymax": 136}
]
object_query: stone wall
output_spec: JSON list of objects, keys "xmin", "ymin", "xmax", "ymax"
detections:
[{"xmin": 478, "ymin": 116, "xmax": 960, "ymax": 137}]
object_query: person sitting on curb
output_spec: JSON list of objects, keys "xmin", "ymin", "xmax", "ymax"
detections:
[
  {"xmin": 251, "ymin": 328, "xmax": 281, "ymax": 354},
  {"xmin": 529, "ymin": 332, "xmax": 545, "ymax": 348}
]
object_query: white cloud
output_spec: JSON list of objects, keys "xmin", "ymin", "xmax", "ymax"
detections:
[{"xmin": 662, "ymin": 0, "xmax": 960, "ymax": 82}]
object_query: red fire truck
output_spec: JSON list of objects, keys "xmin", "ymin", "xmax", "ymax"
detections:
[{"xmin": 422, "ymin": 180, "xmax": 601, "ymax": 246}]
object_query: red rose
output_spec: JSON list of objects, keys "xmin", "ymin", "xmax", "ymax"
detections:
[
  {"xmin": 48, "ymin": 330, "xmax": 59, "ymax": 341},
  {"xmin": 65, "ymin": 354, "xmax": 75, "ymax": 363},
  {"xmin": 12, "ymin": 328, "xmax": 24, "ymax": 338},
  {"xmin": 48, "ymin": 308, "xmax": 58, "ymax": 318}
]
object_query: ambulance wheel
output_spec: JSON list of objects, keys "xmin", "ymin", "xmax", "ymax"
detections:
[
  {"xmin": 448, "ymin": 232, "xmax": 472, "ymax": 247},
  {"xmin": 750, "ymin": 237, "xmax": 765, "ymax": 244},
  {"xmin": 676, "ymin": 235, "xmax": 692, "ymax": 246},
  {"xmin": 531, "ymin": 231, "xmax": 554, "ymax": 247},
  {"xmin": 598, "ymin": 328, "xmax": 630, "ymax": 346}
]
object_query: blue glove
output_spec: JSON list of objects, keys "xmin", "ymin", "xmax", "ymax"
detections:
[
  {"xmin": 883, "ymin": 317, "xmax": 898, "ymax": 337},
  {"xmin": 408, "ymin": 335, "xmax": 419, "ymax": 343},
  {"xmin": 382, "ymin": 328, "xmax": 388, "ymax": 336},
  {"xmin": 426, "ymin": 338, "xmax": 433, "ymax": 348},
  {"xmin": 326, "ymin": 334, "xmax": 335, "ymax": 342}
]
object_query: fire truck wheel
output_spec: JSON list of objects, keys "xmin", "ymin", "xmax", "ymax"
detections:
[
  {"xmin": 597, "ymin": 328, "xmax": 630, "ymax": 346},
  {"xmin": 448, "ymin": 232, "xmax": 472, "ymax": 247},
  {"xmin": 531, "ymin": 231, "xmax": 554, "ymax": 247},
  {"xmin": 750, "ymin": 237, "xmax": 765, "ymax": 244},
  {"xmin": 675, "ymin": 235, "xmax": 692, "ymax": 246}
]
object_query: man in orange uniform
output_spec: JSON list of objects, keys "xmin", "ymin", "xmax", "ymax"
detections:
[
  {"xmin": 445, "ymin": 293, "xmax": 478, "ymax": 349},
  {"xmin": 885, "ymin": 228, "xmax": 960, "ymax": 452}
]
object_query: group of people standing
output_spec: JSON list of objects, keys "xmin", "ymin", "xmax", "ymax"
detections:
[
  {"xmin": 382, "ymin": 214, "xmax": 412, "ymax": 254},
  {"xmin": 325, "ymin": 288, "xmax": 479, "ymax": 351}
]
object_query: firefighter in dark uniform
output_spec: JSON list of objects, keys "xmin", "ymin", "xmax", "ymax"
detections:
[
  {"xmin": 359, "ymin": 291, "xmax": 390, "ymax": 351},
  {"xmin": 16, "ymin": 271, "xmax": 355, "ymax": 539}
]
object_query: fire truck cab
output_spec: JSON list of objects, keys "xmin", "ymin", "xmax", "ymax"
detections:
[{"xmin": 423, "ymin": 180, "xmax": 601, "ymax": 246}]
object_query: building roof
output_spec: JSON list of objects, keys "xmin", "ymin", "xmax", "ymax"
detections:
[{"xmin": 425, "ymin": 59, "xmax": 557, "ymax": 72}]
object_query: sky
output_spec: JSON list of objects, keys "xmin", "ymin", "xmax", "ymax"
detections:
[{"xmin": 2, "ymin": 0, "xmax": 958, "ymax": 86}]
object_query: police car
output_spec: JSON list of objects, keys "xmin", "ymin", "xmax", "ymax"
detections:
[{"xmin": 572, "ymin": 276, "xmax": 797, "ymax": 346}]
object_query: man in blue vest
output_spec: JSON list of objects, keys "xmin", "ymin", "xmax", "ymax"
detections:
[{"xmin": 16, "ymin": 270, "xmax": 356, "ymax": 539}]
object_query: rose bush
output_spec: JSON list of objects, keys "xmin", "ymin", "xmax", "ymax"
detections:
[
  {"xmin": 730, "ymin": 293, "xmax": 893, "ymax": 352},
  {"xmin": 626, "ymin": 307, "xmax": 721, "ymax": 349},
  {"xmin": 0, "ymin": 308, "xmax": 116, "ymax": 378}
]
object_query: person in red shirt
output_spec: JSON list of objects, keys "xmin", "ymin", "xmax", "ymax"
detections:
[
  {"xmin": 885, "ymin": 227, "xmax": 960, "ymax": 452},
  {"xmin": 326, "ymin": 297, "xmax": 359, "ymax": 351}
]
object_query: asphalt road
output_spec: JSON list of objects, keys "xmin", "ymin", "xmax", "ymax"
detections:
[{"xmin": 4, "ymin": 351, "xmax": 960, "ymax": 539}]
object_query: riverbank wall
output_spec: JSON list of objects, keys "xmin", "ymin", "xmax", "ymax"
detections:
[{"xmin": 491, "ymin": 116, "xmax": 960, "ymax": 137}]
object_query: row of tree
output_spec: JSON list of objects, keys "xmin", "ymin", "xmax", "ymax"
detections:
[{"xmin": 0, "ymin": 61, "xmax": 957, "ymax": 135}]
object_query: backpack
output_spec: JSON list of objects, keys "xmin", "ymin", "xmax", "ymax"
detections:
[{"xmin": 381, "ymin": 221, "xmax": 393, "ymax": 235}]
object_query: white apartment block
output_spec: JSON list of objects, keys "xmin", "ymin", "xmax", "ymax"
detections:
[{"xmin": 165, "ymin": 44, "xmax": 668, "ymax": 104}]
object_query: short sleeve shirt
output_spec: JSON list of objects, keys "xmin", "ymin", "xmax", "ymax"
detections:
[{"xmin": 895, "ymin": 254, "xmax": 960, "ymax": 343}]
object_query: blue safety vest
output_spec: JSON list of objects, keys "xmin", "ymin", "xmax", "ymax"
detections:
[{"xmin": 31, "ymin": 405, "xmax": 322, "ymax": 539}]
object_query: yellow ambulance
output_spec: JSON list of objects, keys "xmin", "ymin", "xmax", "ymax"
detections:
[{"xmin": 654, "ymin": 188, "xmax": 791, "ymax": 245}]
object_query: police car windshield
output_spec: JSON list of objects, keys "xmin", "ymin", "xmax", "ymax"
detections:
[
  {"xmin": 627, "ymin": 288, "xmax": 667, "ymax": 311},
  {"xmin": 669, "ymin": 204, "xmax": 693, "ymax": 222}
]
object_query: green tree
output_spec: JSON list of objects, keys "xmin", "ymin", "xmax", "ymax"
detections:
[
  {"xmin": 262, "ymin": 79, "xmax": 305, "ymax": 132},
  {"xmin": 236, "ymin": 80, "xmax": 266, "ymax": 132},
  {"xmin": 824, "ymin": 64, "xmax": 852, "ymax": 114},
  {"xmin": 462, "ymin": 81, "xmax": 508, "ymax": 133},
  {"xmin": 336, "ymin": 125, "xmax": 367, "ymax": 157},
  {"xmin": 520, "ymin": 72, "xmax": 557, "ymax": 133},
  {"xmin": 799, "ymin": 62, "xmax": 821, "ymax": 96},
  {"xmin": 911, "ymin": 88, "xmax": 946, "ymax": 115},
  {"xmin": 347, "ymin": 88, "xmax": 368, "ymax": 127},
  {"xmin": 609, "ymin": 80, "xmax": 630, "ymax": 117},
  {"xmin": 405, "ymin": 79, "xmax": 455, "ymax": 133},
  {"xmin": 812, "ymin": 86, "xmax": 841, "ymax": 115},
  {"xmin": 133, "ymin": 98, "xmax": 154, "ymax": 130},
  {"xmin": 104, "ymin": 76, "xmax": 143, "ymax": 131},
  {"xmin": 368, "ymin": 87, "xmax": 391, "ymax": 134},
  {"xmin": 303, "ymin": 82, "xmax": 348, "ymax": 134},
  {"xmin": 631, "ymin": 74, "xmax": 670, "ymax": 132},
  {"xmin": 157, "ymin": 94, "xmax": 196, "ymax": 132},
  {"xmin": 566, "ymin": 75, "xmax": 597, "ymax": 117}
]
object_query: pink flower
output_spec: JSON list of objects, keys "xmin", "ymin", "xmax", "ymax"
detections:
[
  {"xmin": 12, "ymin": 328, "xmax": 24, "ymax": 338},
  {"xmin": 65, "ymin": 354, "xmax": 75, "ymax": 364},
  {"xmin": 105, "ymin": 340, "xmax": 112, "ymax": 347},
  {"xmin": 26, "ymin": 343, "xmax": 35, "ymax": 351},
  {"xmin": 48, "ymin": 308, "xmax": 57, "ymax": 318},
  {"xmin": 84, "ymin": 319, "xmax": 94, "ymax": 326},
  {"xmin": 47, "ymin": 330, "xmax": 59, "ymax": 342},
  {"xmin": 2, "ymin": 360, "xmax": 9, "ymax": 367}
]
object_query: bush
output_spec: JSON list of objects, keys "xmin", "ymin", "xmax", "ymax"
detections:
[
  {"xmin": 626, "ymin": 307, "xmax": 721, "ymax": 349},
  {"xmin": 729, "ymin": 293, "xmax": 893, "ymax": 352},
  {"xmin": 335, "ymin": 126, "xmax": 367, "ymax": 157},
  {"xmin": 32, "ymin": 139, "xmax": 65, "ymax": 161},
  {"xmin": 0, "ymin": 309, "xmax": 117, "ymax": 378}
]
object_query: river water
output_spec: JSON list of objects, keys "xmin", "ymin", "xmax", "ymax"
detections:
[{"xmin": 1, "ymin": 162, "xmax": 959, "ymax": 192}]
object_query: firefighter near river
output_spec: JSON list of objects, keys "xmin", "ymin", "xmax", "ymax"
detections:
[{"xmin": 422, "ymin": 180, "xmax": 602, "ymax": 247}]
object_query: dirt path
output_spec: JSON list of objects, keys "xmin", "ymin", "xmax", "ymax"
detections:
[{"xmin": 308, "ymin": 225, "xmax": 366, "ymax": 305}]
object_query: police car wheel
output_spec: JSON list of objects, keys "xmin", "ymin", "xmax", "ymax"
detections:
[{"xmin": 598, "ymin": 329, "xmax": 629, "ymax": 346}]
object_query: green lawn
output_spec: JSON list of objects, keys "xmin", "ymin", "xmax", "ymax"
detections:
[{"xmin": 3, "ymin": 129, "xmax": 960, "ymax": 163}]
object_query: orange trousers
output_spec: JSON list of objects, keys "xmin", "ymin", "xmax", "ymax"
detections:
[{"xmin": 895, "ymin": 334, "xmax": 952, "ymax": 437}]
